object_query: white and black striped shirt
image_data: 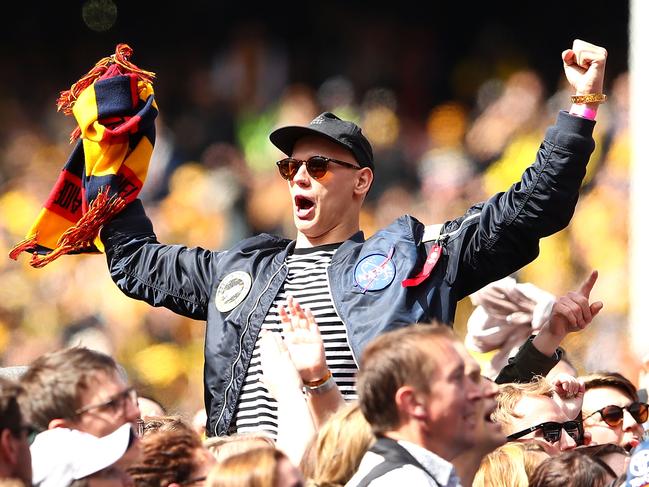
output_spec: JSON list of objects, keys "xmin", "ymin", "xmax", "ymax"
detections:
[{"xmin": 232, "ymin": 244, "xmax": 358, "ymax": 439}]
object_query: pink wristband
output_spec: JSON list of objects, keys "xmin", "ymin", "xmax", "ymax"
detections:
[{"xmin": 569, "ymin": 103, "xmax": 598, "ymax": 121}]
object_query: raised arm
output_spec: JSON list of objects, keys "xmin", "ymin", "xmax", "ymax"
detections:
[
  {"xmin": 495, "ymin": 270, "xmax": 603, "ymax": 384},
  {"xmin": 100, "ymin": 199, "xmax": 219, "ymax": 320},
  {"xmin": 452, "ymin": 40, "xmax": 608, "ymax": 298}
]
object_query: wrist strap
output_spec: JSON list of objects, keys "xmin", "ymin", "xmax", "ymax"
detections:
[
  {"xmin": 569, "ymin": 103, "xmax": 598, "ymax": 121},
  {"xmin": 303, "ymin": 369, "xmax": 332, "ymax": 388},
  {"xmin": 570, "ymin": 93, "xmax": 607, "ymax": 104},
  {"xmin": 304, "ymin": 372, "xmax": 336, "ymax": 395}
]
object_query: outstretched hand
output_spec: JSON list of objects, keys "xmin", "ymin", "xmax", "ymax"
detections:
[
  {"xmin": 279, "ymin": 295, "xmax": 329, "ymax": 383},
  {"xmin": 547, "ymin": 270, "xmax": 603, "ymax": 338},
  {"xmin": 532, "ymin": 270, "xmax": 603, "ymax": 358},
  {"xmin": 562, "ymin": 39, "xmax": 607, "ymax": 96}
]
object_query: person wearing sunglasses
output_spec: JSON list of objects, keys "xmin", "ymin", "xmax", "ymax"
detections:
[
  {"xmin": 580, "ymin": 372, "xmax": 646, "ymax": 451},
  {"xmin": 0, "ymin": 377, "xmax": 33, "ymax": 485},
  {"xmin": 492, "ymin": 376, "xmax": 584, "ymax": 456},
  {"xmin": 100, "ymin": 40, "xmax": 608, "ymax": 439}
]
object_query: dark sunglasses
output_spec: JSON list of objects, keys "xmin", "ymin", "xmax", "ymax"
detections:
[
  {"xmin": 276, "ymin": 156, "xmax": 360, "ymax": 180},
  {"xmin": 507, "ymin": 420, "xmax": 584, "ymax": 444},
  {"xmin": 584, "ymin": 401, "xmax": 649, "ymax": 427}
]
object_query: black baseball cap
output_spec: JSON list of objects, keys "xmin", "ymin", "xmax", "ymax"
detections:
[{"xmin": 270, "ymin": 112, "xmax": 374, "ymax": 170}]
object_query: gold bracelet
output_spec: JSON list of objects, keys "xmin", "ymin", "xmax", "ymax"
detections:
[
  {"xmin": 303, "ymin": 369, "xmax": 332, "ymax": 388},
  {"xmin": 570, "ymin": 93, "xmax": 607, "ymax": 105}
]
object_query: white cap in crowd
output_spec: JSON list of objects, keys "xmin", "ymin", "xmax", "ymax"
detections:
[{"xmin": 30, "ymin": 422, "xmax": 133, "ymax": 486}]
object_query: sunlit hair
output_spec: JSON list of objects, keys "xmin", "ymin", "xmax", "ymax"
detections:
[
  {"xmin": 581, "ymin": 371, "xmax": 639, "ymax": 402},
  {"xmin": 206, "ymin": 446, "xmax": 289, "ymax": 487},
  {"xmin": 356, "ymin": 323, "xmax": 459, "ymax": 433},
  {"xmin": 473, "ymin": 440, "xmax": 549, "ymax": 487},
  {"xmin": 528, "ymin": 450, "xmax": 610, "ymax": 487},
  {"xmin": 203, "ymin": 432, "xmax": 275, "ymax": 463},
  {"xmin": 142, "ymin": 415, "xmax": 193, "ymax": 437},
  {"xmin": 128, "ymin": 427, "xmax": 210, "ymax": 486},
  {"xmin": 19, "ymin": 346, "xmax": 120, "ymax": 431},
  {"xmin": 0, "ymin": 480, "xmax": 27, "ymax": 487},
  {"xmin": 491, "ymin": 376, "xmax": 554, "ymax": 433},
  {"xmin": 300, "ymin": 401, "xmax": 374, "ymax": 486}
]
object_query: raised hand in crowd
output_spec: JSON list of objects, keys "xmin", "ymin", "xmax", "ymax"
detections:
[
  {"xmin": 259, "ymin": 329, "xmax": 315, "ymax": 466},
  {"xmin": 551, "ymin": 373, "xmax": 586, "ymax": 434},
  {"xmin": 562, "ymin": 39, "xmax": 607, "ymax": 97},
  {"xmin": 495, "ymin": 270, "xmax": 603, "ymax": 385},
  {"xmin": 278, "ymin": 296, "xmax": 328, "ymax": 386},
  {"xmin": 532, "ymin": 270, "xmax": 603, "ymax": 357},
  {"xmin": 278, "ymin": 295, "xmax": 344, "ymax": 426}
]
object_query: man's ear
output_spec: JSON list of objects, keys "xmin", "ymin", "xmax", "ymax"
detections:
[
  {"xmin": 395, "ymin": 386, "xmax": 428, "ymax": 421},
  {"xmin": 354, "ymin": 167, "xmax": 374, "ymax": 196},
  {"xmin": 0, "ymin": 429, "xmax": 18, "ymax": 465}
]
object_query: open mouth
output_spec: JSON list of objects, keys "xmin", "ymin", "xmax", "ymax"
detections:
[
  {"xmin": 625, "ymin": 438, "xmax": 640, "ymax": 451},
  {"xmin": 294, "ymin": 195, "xmax": 315, "ymax": 219}
]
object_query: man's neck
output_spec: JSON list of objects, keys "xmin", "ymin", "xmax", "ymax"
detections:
[{"xmin": 295, "ymin": 225, "xmax": 360, "ymax": 248}]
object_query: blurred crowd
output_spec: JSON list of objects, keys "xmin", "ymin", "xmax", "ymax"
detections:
[{"xmin": 0, "ymin": 32, "xmax": 633, "ymax": 419}]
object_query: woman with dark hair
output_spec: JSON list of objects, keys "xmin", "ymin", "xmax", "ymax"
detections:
[{"xmin": 528, "ymin": 450, "xmax": 612, "ymax": 487}]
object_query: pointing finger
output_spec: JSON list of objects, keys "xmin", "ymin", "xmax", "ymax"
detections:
[{"xmin": 578, "ymin": 270, "xmax": 598, "ymax": 299}]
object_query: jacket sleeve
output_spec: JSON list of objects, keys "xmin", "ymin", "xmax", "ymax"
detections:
[
  {"xmin": 100, "ymin": 199, "xmax": 219, "ymax": 321},
  {"xmin": 494, "ymin": 335, "xmax": 562, "ymax": 384},
  {"xmin": 450, "ymin": 111, "xmax": 596, "ymax": 299}
]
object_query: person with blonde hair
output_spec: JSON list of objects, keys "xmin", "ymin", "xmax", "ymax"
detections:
[
  {"xmin": 299, "ymin": 402, "xmax": 374, "ymax": 487},
  {"xmin": 206, "ymin": 447, "xmax": 304, "ymax": 487},
  {"xmin": 203, "ymin": 433, "xmax": 275, "ymax": 463},
  {"xmin": 473, "ymin": 440, "xmax": 549, "ymax": 487},
  {"xmin": 492, "ymin": 376, "xmax": 585, "ymax": 455}
]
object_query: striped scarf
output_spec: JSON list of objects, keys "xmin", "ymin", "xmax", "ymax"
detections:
[{"xmin": 9, "ymin": 44, "xmax": 157, "ymax": 268}]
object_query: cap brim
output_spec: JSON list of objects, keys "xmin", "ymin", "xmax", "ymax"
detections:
[
  {"xmin": 269, "ymin": 126, "xmax": 352, "ymax": 158},
  {"xmin": 31, "ymin": 423, "xmax": 134, "ymax": 486}
]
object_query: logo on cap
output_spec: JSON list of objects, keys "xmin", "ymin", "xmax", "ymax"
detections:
[{"xmin": 215, "ymin": 271, "xmax": 252, "ymax": 313}]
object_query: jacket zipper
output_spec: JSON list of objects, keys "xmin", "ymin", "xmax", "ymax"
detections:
[
  {"xmin": 214, "ymin": 263, "xmax": 288, "ymax": 436},
  {"xmin": 440, "ymin": 212, "xmax": 480, "ymax": 240}
]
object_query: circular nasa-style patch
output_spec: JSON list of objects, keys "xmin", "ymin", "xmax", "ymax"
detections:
[
  {"xmin": 215, "ymin": 271, "xmax": 252, "ymax": 313},
  {"xmin": 354, "ymin": 253, "xmax": 396, "ymax": 291}
]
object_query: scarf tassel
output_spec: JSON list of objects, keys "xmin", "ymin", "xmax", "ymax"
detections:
[
  {"xmin": 56, "ymin": 43, "xmax": 156, "ymax": 142},
  {"xmin": 9, "ymin": 188, "xmax": 126, "ymax": 268}
]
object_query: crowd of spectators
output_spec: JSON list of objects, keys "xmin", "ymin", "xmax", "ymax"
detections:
[{"xmin": 0, "ymin": 24, "xmax": 636, "ymax": 487}]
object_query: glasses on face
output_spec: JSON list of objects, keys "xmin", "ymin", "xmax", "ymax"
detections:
[
  {"xmin": 584, "ymin": 402, "xmax": 649, "ymax": 427},
  {"xmin": 507, "ymin": 420, "xmax": 584, "ymax": 444},
  {"xmin": 75, "ymin": 386, "xmax": 138, "ymax": 416},
  {"xmin": 276, "ymin": 155, "xmax": 360, "ymax": 181},
  {"xmin": 136, "ymin": 418, "xmax": 145, "ymax": 437}
]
